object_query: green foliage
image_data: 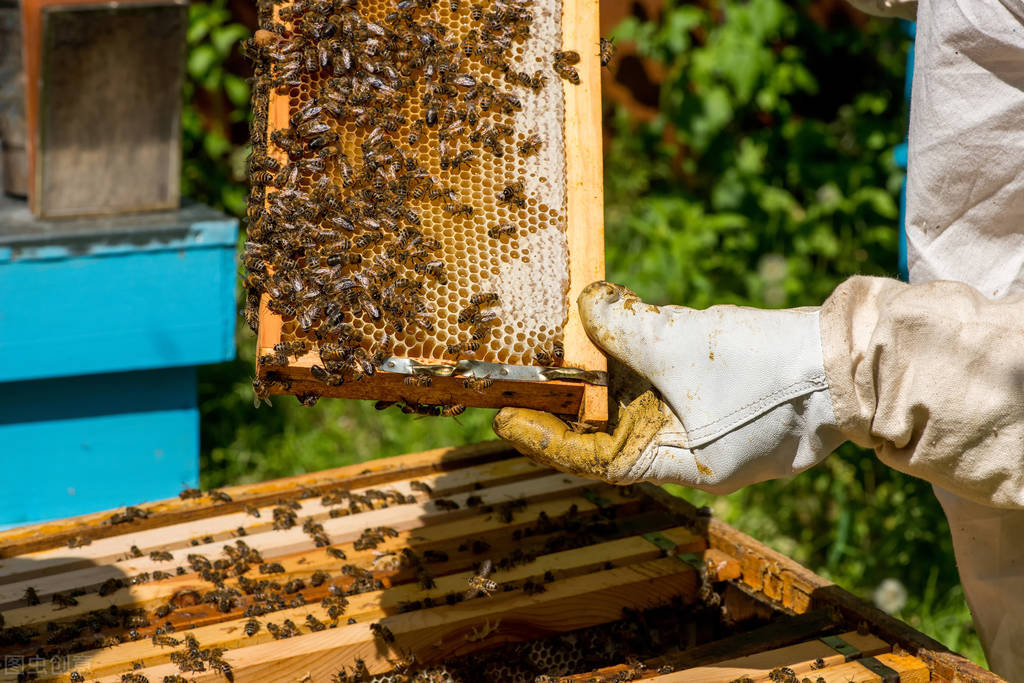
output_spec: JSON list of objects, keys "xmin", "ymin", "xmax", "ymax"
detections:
[
  {"xmin": 181, "ymin": 0, "xmax": 251, "ymax": 217},
  {"xmin": 606, "ymin": 0, "xmax": 903, "ymax": 309}
]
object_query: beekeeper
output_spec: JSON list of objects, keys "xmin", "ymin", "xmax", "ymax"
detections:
[{"xmin": 493, "ymin": 1, "xmax": 1024, "ymax": 678}]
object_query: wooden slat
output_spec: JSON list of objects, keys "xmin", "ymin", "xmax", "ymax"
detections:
[
  {"xmin": 0, "ymin": 471, "xmax": 595, "ymax": 607},
  {"xmin": 261, "ymin": 364, "xmax": 590, "ymax": 415},
  {"xmin": 42, "ymin": 529, "xmax": 699, "ymax": 679},
  {"xmin": 87, "ymin": 557, "xmax": 698, "ymax": 682},
  {"xmin": 560, "ymin": 609, "xmax": 843, "ymax": 682},
  {"xmin": 561, "ymin": 0, "xmax": 607, "ymax": 427},
  {"xmin": 792, "ymin": 652, "xmax": 931, "ymax": 683},
  {"xmin": 0, "ymin": 455, "xmax": 546, "ymax": 584},
  {"xmin": 4, "ymin": 484, "xmax": 667, "ymax": 632},
  {"xmin": 0, "ymin": 441, "xmax": 514, "ymax": 557},
  {"xmin": 646, "ymin": 631, "xmax": 889, "ymax": 682}
]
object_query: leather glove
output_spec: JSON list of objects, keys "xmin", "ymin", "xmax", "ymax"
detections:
[{"xmin": 493, "ymin": 281, "xmax": 846, "ymax": 494}]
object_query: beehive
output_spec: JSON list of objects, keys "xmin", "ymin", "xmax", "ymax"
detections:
[
  {"xmin": 0, "ymin": 443, "xmax": 999, "ymax": 682},
  {"xmin": 245, "ymin": 0, "xmax": 606, "ymax": 422}
]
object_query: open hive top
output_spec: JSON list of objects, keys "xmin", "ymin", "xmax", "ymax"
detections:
[
  {"xmin": 0, "ymin": 443, "xmax": 997, "ymax": 682},
  {"xmin": 244, "ymin": 0, "xmax": 598, "ymax": 394}
]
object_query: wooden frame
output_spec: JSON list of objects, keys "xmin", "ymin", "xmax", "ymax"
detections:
[
  {"xmin": 20, "ymin": 0, "xmax": 185, "ymax": 218},
  {"xmin": 253, "ymin": 0, "xmax": 608, "ymax": 426},
  {"xmin": 0, "ymin": 441, "xmax": 999, "ymax": 682}
]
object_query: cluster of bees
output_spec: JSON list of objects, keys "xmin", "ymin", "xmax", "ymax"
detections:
[
  {"xmin": 0, "ymin": 475, "xmax": 690, "ymax": 683},
  {"xmin": 243, "ymin": 0, "xmax": 596, "ymax": 406}
]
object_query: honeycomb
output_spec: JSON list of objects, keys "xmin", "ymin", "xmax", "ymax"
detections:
[{"xmin": 245, "ymin": 0, "xmax": 576, "ymax": 381}]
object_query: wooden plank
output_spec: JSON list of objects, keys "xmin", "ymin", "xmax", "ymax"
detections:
[
  {"xmin": 0, "ymin": 472, "xmax": 594, "ymax": 606},
  {"xmin": 87, "ymin": 557, "xmax": 698, "ymax": 682},
  {"xmin": 559, "ymin": 609, "xmax": 842, "ymax": 682},
  {"xmin": 5, "ymin": 485, "xmax": 672, "ymax": 631},
  {"xmin": 702, "ymin": 548, "xmax": 740, "ymax": 582},
  {"xmin": 561, "ymin": 0, "xmax": 607, "ymax": 427},
  {"xmin": 20, "ymin": 0, "xmax": 185, "ymax": 217},
  {"xmin": 0, "ymin": 455, "xmax": 546, "ymax": 584},
  {"xmin": 0, "ymin": 441, "xmax": 515, "ymax": 557},
  {"xmin": 261, "ymin": 362, "xmax": 588, "ymax": 415},
  {"xmin": 800, "ymin": 652, "xmax": 931, "ymax": 683},
  {"xmin": 646, "ymin": 631, "xmax": 889, "ymax": 683},
  {"xmin": 639, "ymin": 482, "xmax": 1004, "ymax": 683},
  {"xmin": 645, "ymin": 609, "xmax": 841, "ymax": 672},
  {"xmin": 43, "ymin": 530, "xmax": 698, "ymax": 679}
]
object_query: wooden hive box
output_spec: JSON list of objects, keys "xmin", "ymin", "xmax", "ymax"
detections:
[
  {"xmin": 0, "ymin": 442, "xmax": 1000, "ymax": 682},
  {"xmin": 245, "ymin": 0, "xmax": 608, "ymax": 425},
  {"xmin": 19, "ymin": 0, "xmax": 186, "ymax": 218}
]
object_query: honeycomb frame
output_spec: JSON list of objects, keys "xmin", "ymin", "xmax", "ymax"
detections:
[{"xmin": 250, "ymin": 0, "xmax": 606, "ymax": 423}]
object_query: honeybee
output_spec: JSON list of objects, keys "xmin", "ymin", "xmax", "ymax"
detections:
[
  {"xmin": 208, "ymin": 489, "xmax": 233, "ymax": 503},
  {"xmin": 599, "ymin": 37, "xmax": 615, "ymax": 67},
  {"xmin": 554, "ymin": 61, "xmax": 581, "ymax": 84},
  {"xmin": 533, "ymin": 349, "xmax": 553, "ymax": 365},
  {"xmin": 245, "ymin": 618, "xmax": 261, "ymax": 636},
  {"xmin": 370, "ymin": 622, "xmax": 396, "ymax": 643},
  {"xmin": 554, "ymin": 49, "xmax": 580, "ymax": 64},
  {"xmin": 441, "ymin": 404, "xmax": 466, "ymax": 418},
  {"xmin": 463, "ymin": 377, "xmax": 494, "ymax": 392},
  {"xmin": 67, "ymin": 535, "xmax": 91, "ymax": 548},
  {"xmin": 152, "ymin": 634, "xmax": 181, "ymax": 647},
  {"xmin": 404, "ymin": 375, "xmax": 434, "ymax": 387},
  {"xmin": 450, "ymin": 149, "xmax": 477, "ymax": 170},
  {"xmin": 518, "ymin": 134, "xmax": 542, "ymax": 157},
  {"xmin": 465, "ymin": 559, "xmax": 497, "ymax": 599},
  {"xmin": 444, "ymin": 203, "xmax": 474, "ymax": 217},
  {"xmin": 52, "ymin": 592, "xmax": 78, "ymax": 608},
  {"xmin": 470, "ymin": 292, "xmax": 499, "ymax": 306},
  {"xmin": 488, "ymin": 222, "xmax": 516, "ymax": 238},
  {"xmin": 414, "ymin": 260, "xmax": 446, "ymax": 282},
  {"xmin": 498, "ymin": 181, "xmax": 526, "ymax": 208},
  {"xmin": 179, "ymin": 486, "xmax": 202, "ymax": 500}
]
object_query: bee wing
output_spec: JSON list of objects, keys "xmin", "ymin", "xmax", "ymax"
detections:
[{"xmin": 480, "ymin": 558, "xmax": 493, "ymax": 577}]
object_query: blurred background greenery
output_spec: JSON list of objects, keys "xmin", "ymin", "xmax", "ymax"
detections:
[{"xmin": 184, "ymin": 0, "xmax": 982, "ymax": 664}]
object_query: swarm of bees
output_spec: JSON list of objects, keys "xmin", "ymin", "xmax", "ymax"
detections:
[{"xmin": 244, "ymin": 0, "xmax": 574, "ymax": 409}]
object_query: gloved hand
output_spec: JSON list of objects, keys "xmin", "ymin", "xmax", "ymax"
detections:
[{"xmin": 493, "ymin": 281, "xmax": 846, "ymax": 494}]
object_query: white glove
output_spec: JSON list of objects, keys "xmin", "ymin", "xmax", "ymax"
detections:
[{"xmin": 493, "ymin": 281, "xmax": 846, "ymax": 493}]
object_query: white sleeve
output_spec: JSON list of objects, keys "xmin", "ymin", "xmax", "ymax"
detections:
[{"xmin": 819, "ymin": 275, "xmax": 1024, "ymax": 510}]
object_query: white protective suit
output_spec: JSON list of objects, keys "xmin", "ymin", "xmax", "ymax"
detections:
[
  {"xmin": 493, "ymin": 0, "xmax": 1024, "ymax": 677},
  {"xmin": 905, "ymin": 0, "xmax": 1024, "ymax": 677}
]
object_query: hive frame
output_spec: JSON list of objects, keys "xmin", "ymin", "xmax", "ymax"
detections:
[{"xmin": 253, "ymin": 0, "xmax": 607, "ymax": 425}]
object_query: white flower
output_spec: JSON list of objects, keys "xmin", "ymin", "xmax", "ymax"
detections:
[{"xmin": 873, "ymin": 577, "xmax": 908, "ymax": 615}]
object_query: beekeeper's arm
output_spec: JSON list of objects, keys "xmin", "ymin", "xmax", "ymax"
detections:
[{"xmin": 494, "ymin": 277, "xmax": 1024, "ymax": 509}]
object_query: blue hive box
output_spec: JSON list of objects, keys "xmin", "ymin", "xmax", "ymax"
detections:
[{"xmin": 0, "ymin": 195, "xmax": 237, "ymax": 526}]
